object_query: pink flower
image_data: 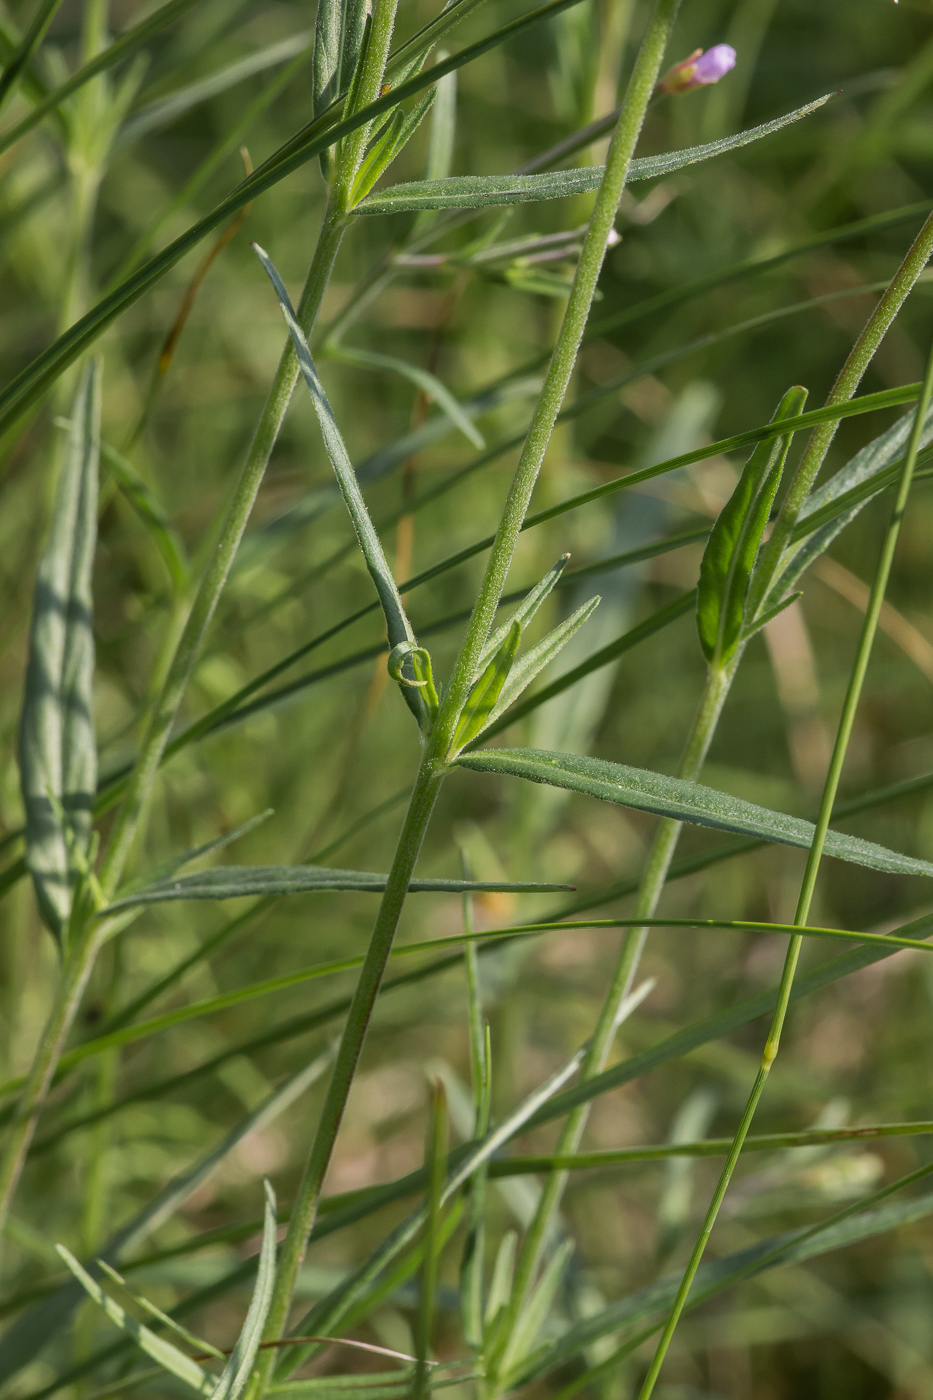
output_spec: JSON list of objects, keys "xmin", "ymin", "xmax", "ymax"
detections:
[{"xmin": 659, "ymin": 44, "xmax": 737, "ymax": 94}]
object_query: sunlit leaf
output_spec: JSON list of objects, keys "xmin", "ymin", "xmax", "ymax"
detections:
[{"xmin": 456, "ymin": 748, "xmax": 933, "ymax": 878}]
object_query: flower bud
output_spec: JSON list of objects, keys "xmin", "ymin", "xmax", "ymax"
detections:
[{"xmin": 659, "ymin": 43, "xmax": 736, "ymax": 94}]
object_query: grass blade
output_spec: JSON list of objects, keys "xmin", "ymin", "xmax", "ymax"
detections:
[
  {"xmin": 106, "ymin": 866, "xmax": 572, "ymax": 909},
  {"xmin": 212, "ymin": 1180, "xmax": 278, "ymax": 1400}
]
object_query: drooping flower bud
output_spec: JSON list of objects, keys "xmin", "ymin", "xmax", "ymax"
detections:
[{"xmin": 659, "ymin": 44, "xmax": 736, "ymax": 94}]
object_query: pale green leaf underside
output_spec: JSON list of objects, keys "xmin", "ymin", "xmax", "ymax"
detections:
[
  {"xmin": 107, "ymin": 866, "xmax": 572, "ymax": 909},
  {"xmin": 355, "ymin": 95, "xmax": 832, "ymax": 215},
  {"xmin": 455, "ymin": 748, "xmax": 933, "ymax": 879},
  {"xmin": 19, "ymin": 361, "xmax": 100, "ymax": 937}
]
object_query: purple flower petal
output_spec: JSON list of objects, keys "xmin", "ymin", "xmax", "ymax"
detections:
[{"xmin": 692, "ymin": 44, "xmax": 737, "ymax": 85}]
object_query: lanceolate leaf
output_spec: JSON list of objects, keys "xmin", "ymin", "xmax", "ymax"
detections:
[
  {"xmin": 487, "ymin": 596, "xmax": 600, "ymax": 725},
  {"xmin": 19, "ymin": 361, "xmax": 100, "ymax": 938},
  {"xmin": 451, "ymin": 622, "xmax": 521, "ymax": 753},
  {"xmin": 106, "ymin": 865, "xmax": 573, "ymax": 909},
  {"xmin": 476, "ymin": 555, "xmax": 569, "ymax": 673},
  {"xmin": 55, "ymin": 1246, "xmax": 214, "ymax": 1394},
  {"xmin": 697, "ymin": 386, "xmax": 806, "ymax": 664},
  {"xmin": 354, "ymin": 96, "xmax": 832, "ymax": 215},
  {"xmin": 212, "ymin": 1180, "xmax": 277, "ymax": 1400},
  {"xmin": 254, "ymin": 244, "xmax": 429, "ymax": 724},
  {"xmin": 455, "ymin": 748, "xmax": 933, "ymax": 879}
]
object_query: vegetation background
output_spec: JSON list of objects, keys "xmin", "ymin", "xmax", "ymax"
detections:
[{"xmin": 5, "ymin": 0, "xmax": 933, "ymax": 1396}]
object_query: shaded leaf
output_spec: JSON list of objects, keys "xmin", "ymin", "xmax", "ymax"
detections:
[
  {"xmin": 19, "ymin": 361, "xmax": 100, "ymax": 938},
  {"xmin": 254, "ymin": 245, "xmax": 429, "ymax": 726},
  {"xmin": 697, "ymin": 386, "xmax": 806, "ymax": 664},
  {"xmin": 455, "ymin": 748, "xmax": 933, "ymax": 878},
  {"xmin": 101, "ymin": 440, "xmax": 188, "ymax": 592},
  {"xmin": 106, "ymin": 865, "xmax": 573, "ymax": 910},
  {"xmin": 119, "ymin": 32, "xmax": 313, "ymax": 147}
]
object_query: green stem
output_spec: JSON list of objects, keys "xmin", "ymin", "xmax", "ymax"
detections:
[
  {"xmin": 635, "ymin": 331, "xmax": 933, "ymax": 1400},
  {"xmin": 432, "ymin": 0, "xmax": 684, "ymax": 757},
  {"xmin": 247, "ymin": 756, "xmax": 444, "ymax": 1400},
  {"xmin": 0, "ymin": 915, "xmax": 105, "ymax": 1263},
  {"xmin": 493, "ymin": 659, "xmax": 734, "ymax": 1380},
  {"xmin": 97, "ymin": 198, "xmax": 346, "ymax": 898},
  {"xmin": 756, "ymin": 207, "xmax": 933, "ymax": 587}
]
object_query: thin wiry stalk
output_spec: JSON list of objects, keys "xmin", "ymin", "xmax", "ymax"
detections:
[{"xmin": 635, "ymin": 330, "xmax": 933, "ymax": 1400}]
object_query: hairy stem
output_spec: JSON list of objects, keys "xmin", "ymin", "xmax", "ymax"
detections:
[
  {"xmin": 433, "ymin": 0, "xmax": 684, "ymax": 755},
  {"xmin": 636, "ymin": 331, "xmax": 933, "ymax": 1400},
  {"xmin": 248, "ymin": 755, "xmax": 444, "ymax": 1399}
]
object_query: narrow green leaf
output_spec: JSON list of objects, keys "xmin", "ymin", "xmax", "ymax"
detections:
[
  {"xmin": 95, "ymin": 1260, "xmax": 226, "ymax": 1361},
  {"xmin": 455, "ymin": 748, "xmax": 933, "ymax": 879},
  {"xmin": 476, "ymin": 555, "xmax": 569, "ymax": 673},
  {"xmin": 312, "ymin": 0, "xmax": 342, "ymax": 117},
  {"xmin": 118, "ymin": 32, "xmax": 313, "ymax": 147},
  {"xmin": 212, "ymin": 1180, "xmax": 277, "ymax": 1400},
  {"xmin": 106, "ymin": 865, "xmax": 572, "ymax": 910},
  {"xmin": 118, "ymin": 809, "xmax": 274, "ymax": 896},
  {"xmin": 254, "ymin": 245, "xmax": 428, "ymax": 726},
  {"xmin": 19, "ymin": 361, "xmax": 100, "ymax": 938},
  {"xmin": 476, "ymin": 591, "xmax": 696, "ymax": 744},
  {"xmin": 326, "ymin": 344, "xmax": 483, "ymax": 449},
  {"xmin": 355, "ymin": 96, "xmax": 832, "ymax": 214},
  {"xmin": 349, "ymin": 89, "xmax": 437, "ymax": 206},
  {"xmin": 499, "ymin": 1238, "xmax": 574, "ymax": 1380},
  {"xmin": 100, "ymin": 441, "xmax": 188, "ymax": 593},
  {"xmin": 487, "ymin": 596, "xmax": 600, "ymax": 725},
  {"xmin": 414, "ymin": 1082, "xmax": 449, "ymax": 1400},
  {"xmin": 484, "ymin": 1230, "xmax": 517, "ymax": 1331},
  {"xmin": 451, "ymin": 622, "xmax": 522, "ymax": 753},
  {"xmin": 55, "ymin": 1245, "xmax": 214, "ymax": 1394},
  {"xmin": 697, "ymin": 386, "xmax": 807, "ymax": 664}
]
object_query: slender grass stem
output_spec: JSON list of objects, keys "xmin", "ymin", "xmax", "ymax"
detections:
[{"xmin": 635, "ymin": 331, "xmax": 933, "ymax": 1400}]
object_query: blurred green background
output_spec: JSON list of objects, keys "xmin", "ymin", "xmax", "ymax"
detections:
[{"xmin": 5, "ymin": 0, "xmax": 933, "ymax": 1394}]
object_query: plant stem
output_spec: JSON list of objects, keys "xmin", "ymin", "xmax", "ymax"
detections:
[
  {"xmin": 248, "ymin": 756, "xmax": 445, "ymax": 1400},
  {"xmin": 494, "ymin": 660, "xmax": 734, "ymax": 1375},
  {"xmin": 635, "ymin": 330, "xmax": 933, "ymax": 1400},
  {"xmin": 433, "ymin": 0, "xmax": 684, "ymax": 756},
  {"xmin": 97, "ymin": 198, "xmax": 346, "ymax": 898},
  {"xmin": 0, "ymin": 915, "xmax": 105, "ymax": 1261}
]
